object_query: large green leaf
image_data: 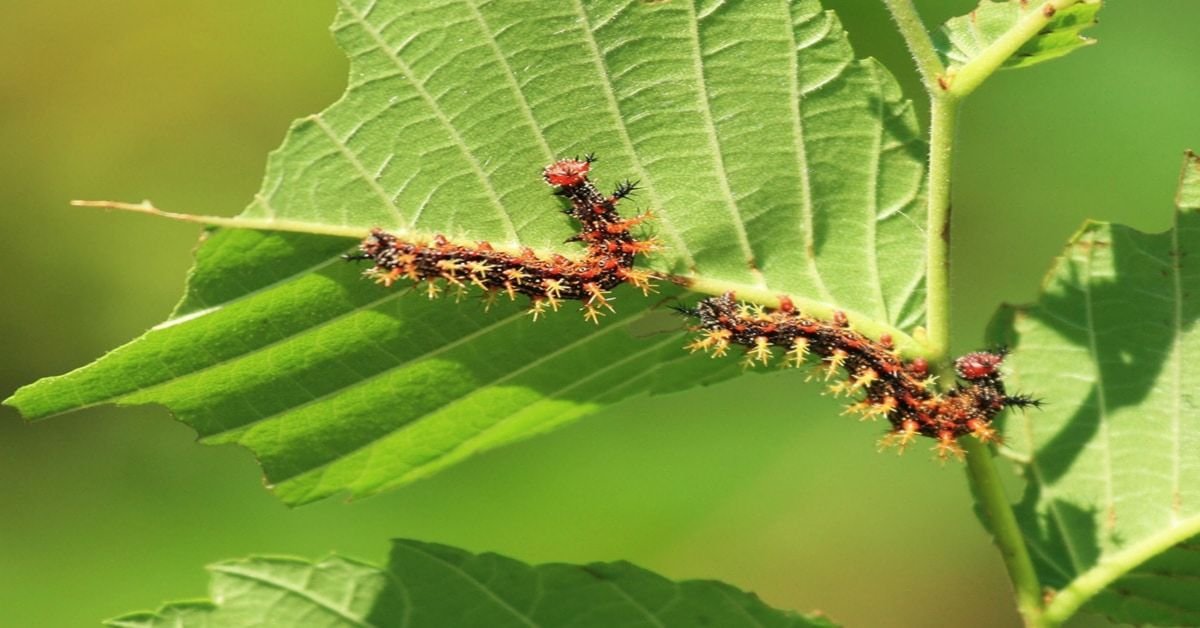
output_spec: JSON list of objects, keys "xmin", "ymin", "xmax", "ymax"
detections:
[
  {"xmin": 109, "ymin": 539, "xmax": 837, "ymax": 628},
  {"xmin": 5, "ymin": 0, "xmax": 926, "ymax": 504},
  {"xmin": 992, "ymin": 152, "xmax": 1200, "ymax": 625},
  {"xmin": 936, "ymin": 0, "xmax": 1101, "ymax": 71}
]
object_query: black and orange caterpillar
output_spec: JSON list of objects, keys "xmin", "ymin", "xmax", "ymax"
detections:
[
  {"xmin": 347, "ymin": 156, "xmax": 657, "ymax": 322},
  {"xmin": 679, "ymin": 293, "xmax": 1038, "ymax": 458}
]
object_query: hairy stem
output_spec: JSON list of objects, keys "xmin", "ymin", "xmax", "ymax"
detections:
[
  {"xmin": 886, "ymin": 2, "xmax": 1086, "ymax": 625},
  {"xmin": 881, "ymin": 0, "xmax": 946, "ymax": 91},
  {"xmin": 930, "ymin": 96, "xmax": 1046, "ymax": 626},
  {"xmin": 924, "ymin": 95, "xmax": 957, "ymax": 362}
]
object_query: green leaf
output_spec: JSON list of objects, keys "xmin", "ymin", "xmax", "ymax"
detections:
[
  {"xmin": 108, "ymin": 539, "xmax": 838, "ymax": 628},
  {"xmin": 5, "ymin": 0, "xmax": 926, "ymax": 504},
  {"xmin": 992, "ymin": 152, "xmax": 1200, "ymax": 625},
  {"xmin": 936, "ymin": 0, "xmax": 1101, "ymax": 71}
]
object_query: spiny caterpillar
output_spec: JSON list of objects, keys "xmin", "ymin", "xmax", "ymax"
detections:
[
  {"xmin": 679, "ymin": 293, "xmax": 1039, "ymax": 459},
  {"xmin": 348, "ymin": 156, "xmax": 657, "ymax": 323}
]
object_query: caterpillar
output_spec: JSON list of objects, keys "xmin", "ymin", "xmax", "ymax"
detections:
[
  {"xmin": 679, "ymin": 293, "xmax": 1039, "ymax": 459},
  {"xmin": 347, "ymin": 156, "xmax": 657, "ymax": 323}
]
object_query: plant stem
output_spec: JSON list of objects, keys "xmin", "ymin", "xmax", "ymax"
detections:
[
  {"xmin": 885, "ymin": 2, "xmax": 1074, "ymax": 625},
  {"xmin": 881, "ymin": 0, "xmax": 946, "ymax": 91},
  {"xmin": 964, "ymin": 438, "xmax": 1046, "ymax": 626},
  {"xmin": 925, "ymin": 63, "xmax": 1050, "ymax": 628},
  {"xmin": 923, "ymin": 94, "xmax": 957, "ymax": 362}
]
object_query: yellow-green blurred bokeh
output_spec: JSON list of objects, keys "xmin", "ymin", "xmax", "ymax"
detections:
[{"xmin": 2, "ymin": 2, "xmax": 1197, "ymax": 626}]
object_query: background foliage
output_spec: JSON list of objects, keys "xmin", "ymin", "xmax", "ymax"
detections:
[
  {"xmin": 1, "ymin": 1, "xmax": 1198, "ymax": 626},
  {"xmin": 111, "ymin": 540, "xmax": 835, "ymax": 628}
]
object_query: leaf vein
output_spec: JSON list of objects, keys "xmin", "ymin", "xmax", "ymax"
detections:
[
  {"xmin": 783, "ymin": 0, "xmax": 835, "ymax": 303},
  {"xmin": 687, "ymin": 1, "xmax": 766, "ymax": 287},
  {"xmin": 391, "ymin": 544, "xmax": 538, "ymax": 627},
  {"xmin": 569, "ymin": 0, "xmax": 696, "ymax": 270},
  {"xmin": 210, "ymin": 564, "xmax": 370, "ymax": 627},
  {"xmin": 310, "ymin": 114, "xmax": 407, "ymax": 228},
  {"xmin": 336, "ymin": 0, "xmax": 520, "ymax": 243}
]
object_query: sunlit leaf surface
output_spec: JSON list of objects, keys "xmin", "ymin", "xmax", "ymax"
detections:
[{"xmin": 7, "ymin": 0, "xmax": 926, "ymax": 505}]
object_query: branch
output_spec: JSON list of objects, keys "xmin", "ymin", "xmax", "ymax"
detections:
[{"xmin": 882, "ymin": 3, "xmax": 1064, "ymax": 625}]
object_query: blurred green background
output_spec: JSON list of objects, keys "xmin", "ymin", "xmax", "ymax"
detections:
[{"xmin": 1, "ymin": 2, "xmax": 1197, "ymax": 626}]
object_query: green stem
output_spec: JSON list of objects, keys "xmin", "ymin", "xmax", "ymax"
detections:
[
  {"xmin": 923, "ymin": 94, "xmax": 957, "ymax": 362},
  {"xmin": 883, "ymin": 2, "xmax": 1084, "ymax": 626},
  {"xmin": 923, "ymin": 54, "xmax": 1049, "ymax": 628},
  {"xmin": 880, "ymin": 0, "xmax": 946, "ymax": 91},
  {"xmin": 964, "ymin": 439, "xmax": 1046, "ymax": 627}
]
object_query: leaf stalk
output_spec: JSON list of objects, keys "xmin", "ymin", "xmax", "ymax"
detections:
[
  {"xmin": 944, "ymin": 0, "xmax": 1091, "ymax": 99},
  {"xmin": 1040, "ymin": 514, "xmax": 1200, "ymax": 625}
]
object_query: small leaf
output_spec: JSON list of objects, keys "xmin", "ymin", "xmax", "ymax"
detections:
[
  {"xmin": 992, "ymin": 152, "xmax": 1200, "ymax": 625},
  {"xmin": 108, "ymin": 540, "xmax": 838, "ymax": 628},
  {"xmin": 936, "ymin": 0, "xmax": 1101, "ymax": 71},
  {"xmin": 6, "ymin": 0, "xmax": 926, "ymax": 504}
]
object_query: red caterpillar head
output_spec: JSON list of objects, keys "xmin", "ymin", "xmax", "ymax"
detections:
[
  {"xmin": 542, "ymin": 155, "xmax": 595, "ymax": 187},
  {"xmin": 955, "ymin": 351, "xmax": 1005, "ymax": 381}
]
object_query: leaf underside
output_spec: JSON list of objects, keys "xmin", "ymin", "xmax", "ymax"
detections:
[
  {"xmin": 936, "ymin": 0, "xmax": 1101, "ymax": 71},
  {"xmin": 108, "ymin": 539, "xmax": 838, "ymax": 628},
  {"xmin": 6, "ymin": 0, "xmax": 926, "ymax": 505},
  {"xmin": 993, "ymin": 152, "xmax": 1200, "ymax": 625}
]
